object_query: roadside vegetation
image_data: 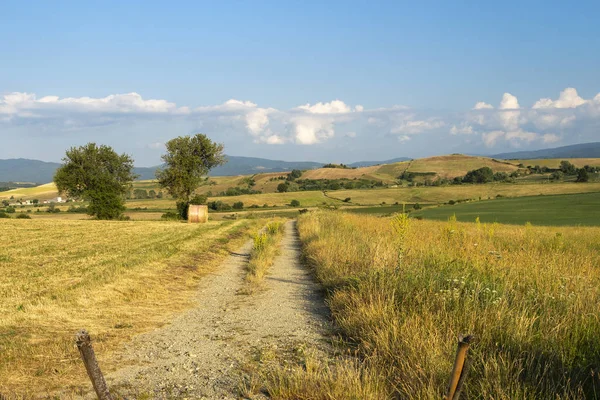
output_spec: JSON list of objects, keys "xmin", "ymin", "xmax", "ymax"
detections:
[
  {"xmin": 285, "ymin": 210, "xmax": 600, "ymax": 398},
  {"xmin": 243, "ymin": 221, "xmax": 285, "ymax": 292},
  {"xmin": 0, "ymin": 218, "xmax": 261, "ymax": 396}
]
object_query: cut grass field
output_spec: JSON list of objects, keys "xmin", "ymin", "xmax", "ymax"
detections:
[
  {"xmin": 412, "ymin": 192, "xmax": 600, "ymax": 226},
  {"xmin": 0, "ymin": 218, "xmax": 261, "ymax": 397},
  {"xmin": 405, "ymin": 154, "xmax": 519, "ymax": 179},
  {"xmin": 328, "ymin": 181, "xmax": 600, "ymax": 205},
  {"xmin": 292, "ymin": 211, "xmax": 600, "ymax": 398}
]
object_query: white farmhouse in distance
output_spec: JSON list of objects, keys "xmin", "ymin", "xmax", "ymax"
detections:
[{"xmin": 43, "ymin": 197, "xmax": 64, "ymax": 204}]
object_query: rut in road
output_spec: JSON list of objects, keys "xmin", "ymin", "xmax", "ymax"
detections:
[{"xmin": 102, "ymin": 219, "xmax": 331, "ymax": 399}]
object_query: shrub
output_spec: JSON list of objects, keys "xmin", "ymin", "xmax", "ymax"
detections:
[
  {"xmin": 413, "ymin": 203, "xmax": 422, "ymax": 210},
  {"xmin": 298, "ymin": 208, "xmax": 309, "ymax": 214},
  {"xmin": 233, "ymin": 201, "xmax": 244, "ymax": 210},
  {"xmin": 0, "ymin": 212, "xmax": 9, "ymax": 218},
  {"xmin": 576, "ymin": 168, "xmax": 589, "ymax": 183},
  {"xmin": 5, "ymin": 206, "xmax": 16, "ymax": 213},
  {"xmin": 290, "ymin": 199, "xmax": 301, "ymax": 207},
  {"xmin": 161, "ymin": 211, "xmax": 181, "ymax": 221},
  {"xmin": 16, "ymin": 213, "xmax": 31, "ymax": 219},
  {"xmin": 448, "ymin": 200, "xmax": 456, "ymax": 205},
  {"xmin": 277, "ymin": 183, "xmax": 289, "ymax": 193},
  {"xmin": 343, "ymin": 197, "xmax": 351, "ymax": 203}
]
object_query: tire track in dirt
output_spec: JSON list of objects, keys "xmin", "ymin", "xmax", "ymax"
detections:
[{"xmin": 100, "ymin": 220, "xmax": 330, "ymax": 399}]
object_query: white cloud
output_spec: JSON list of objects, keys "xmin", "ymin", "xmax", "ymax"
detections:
[
  {"xmin": 391, "ymin": 117, "xmax": 445, "ymax": 135},
  {"xmin": 473, "ymin": 101, "xmax": 493, "ymax": 110},
  {"xmin": 3, "ymin": 87, "xmax": 600, "ymax": 157},
  {"xmin": 450, "ymin": 123, "xmax": 474, "ymax": 135},
  {"xmin": 499, "ymin": 93, "xmax": 520, "ymax": 110},
  {"xmin": 533, "ymin": 88, "xmax": 586, "ymax": 109},
  {"xmin": 296, "ymin": 100, "xmax": 352, "ymax": 114},
  {"xmin": 0, "ymin": 92, "xmax": 182, "ymax": 118}
]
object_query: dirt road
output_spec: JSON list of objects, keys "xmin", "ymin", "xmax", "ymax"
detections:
[{"xmin": 103, "ymin": 220, "xmax": 330, "ymax": 399}]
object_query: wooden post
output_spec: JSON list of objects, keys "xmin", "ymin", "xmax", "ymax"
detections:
[
  {"xmin": 75, "ymin": 329, "xmax": 114, "ymax": 400},
  {"xmin": 444, "ymin": 334, "xmax": 474, "ymax": 400}
]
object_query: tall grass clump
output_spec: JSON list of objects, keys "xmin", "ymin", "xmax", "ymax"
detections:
[
  {"xmin": 295, "ymin": 210, "xmax": 600, "ymax": 398},
  {"xmin": 244, "ymin": 221, "xmax": 285, "ymax": 291}
]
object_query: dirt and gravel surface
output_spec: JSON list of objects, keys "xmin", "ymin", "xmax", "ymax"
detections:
[{"xmin": 100, "ymin": 220, "xmax": 331, "ymax": 399}]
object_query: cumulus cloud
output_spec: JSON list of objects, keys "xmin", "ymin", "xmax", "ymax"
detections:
[
  {"xmin": 296, "ymin": 99, "xmax": 353, "ymax": 114},
  {"xmin": 473, "ymin": 101, "xmax": 493, "ymax": 110},
  {"xmin": 0, "ymin": 92, "xmax": 181, "ymax": 118},
  {"xmin": 465, "ymin": 87, "xmax": 600, "ymax": 148},
  {"xmin": 533, "ymin": 88, "xmax": 586, "ymax": 109},
  {"xmin": 2, "ymin": 87, "xmax": 600, "ymax": 162}
]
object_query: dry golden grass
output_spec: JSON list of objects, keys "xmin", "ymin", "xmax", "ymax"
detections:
[
  {"xmin": 243, "ymin": 221, "xmax": 285, "ymax": 292},
  {"xmin": 302, "ymin": 165, "xmax": 383, "ymax": 180},
  {"xmin": 329, "ymin": 182, "xmax": 600, "ymax": 205},
  {"xmin": 0, "ymin": 183, "xmax": 59, "ymax": 201},
  {"xmin": 407, "ymin": 155, "xmax": 519, "ymax": 179},
  {"xmin": 292, "ymin": 211, "xmax": 600, "ymax": 398},
  {"xmin": 0, "ymin": 218, "xmax": 261, "ymax": 397}
]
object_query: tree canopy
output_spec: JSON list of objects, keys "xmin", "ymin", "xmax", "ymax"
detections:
[
  {"xmin": 156, "ymin": 134, "xmax": 225, "ymax": 218},
  {"xmin": 54, "ymin": 143, "xmax": 136, "ymax": 220}
]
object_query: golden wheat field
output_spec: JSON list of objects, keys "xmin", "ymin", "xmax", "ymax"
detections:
[
  {"xmin": 0, "ymin": 218, "xmax": 261, "ymax": 397},
  {"xmin": 290, "ymin": 211, "xmax": 600, "ymax": 399}
]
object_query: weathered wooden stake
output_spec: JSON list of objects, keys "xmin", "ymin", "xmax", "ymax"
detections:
[
  {"xmin": 444, "ymin": 334, "xmax": 474, "ymax": 400},
  {"xmin": 75, "ymin": 329, "xmax": 114, "ymax": 400}
]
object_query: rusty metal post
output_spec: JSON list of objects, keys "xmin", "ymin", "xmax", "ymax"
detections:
[
  {"xmin": 444, "ymin": 334, "xmax": 474, "ymax": 400},
  {"xmin": 75, "ymin": 329, "xmax": 114, "ymax": 400}
]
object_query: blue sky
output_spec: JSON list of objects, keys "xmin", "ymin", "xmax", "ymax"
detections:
[{"xmin": 1, "ymin": 1, "xmax": 599, "ymax": 166}]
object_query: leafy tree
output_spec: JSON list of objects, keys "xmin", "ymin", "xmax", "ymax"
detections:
[
  {"xmin": 462, "ymin": 167, "xmax": 494, "ymax": 184},
  {"xmin": 156, "ymin": 134, "xmax": 225, "ymax": 219},
  {"xmin": 232, "ymin": 201, "xmax": 244, "ymax": 209},
  {"xmin": 287, "ymin": 169, "xmax": 303, "ymax": 181},
  {"xmin": 32, "ymin": 199, "xmax": 39, "ymax": 205},
  {"xmin": 1, "ymin": 200, "xmax": 8, "ymax": 207},
  {"xmin": 189, "ymin": 194, "xmax": 208, "ymax": 205},
  {"xmin": 148, "ymin": 189, "xmax": 157, "ymax": 198},
  {"xmin": 576, "ymin": 168, "xmax": 589, "ymax": 183},
  {"xmin": 54, "ymin": 143, "xmax": 136, "ymax": 220},
  {"xmin": 290, "ymin": 199, "xmax": 300, "ymax": 207},
  {"xmin": 559, "ymin": 160, "xmax": 577, "ymax": 175},
  {"xmin": 277, "ymin": 183, "xmax": 289, "ymax": 193}
]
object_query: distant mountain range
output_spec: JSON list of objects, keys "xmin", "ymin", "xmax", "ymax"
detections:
[
  {"xmin": 0, "ymin": 155, "xmax": 410, "ymax": 184},
  {"xmin": 492, "ymin": 142, "xmax": 600, "ymax": 160},
  {"xmin": 3, "ymin": 142, "xmax": 599, "ymax": 184}
]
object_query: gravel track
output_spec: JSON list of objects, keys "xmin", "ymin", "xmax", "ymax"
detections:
[{"xmin": 101, "ymin": 220, "xmax": 330, "ymax": 399}]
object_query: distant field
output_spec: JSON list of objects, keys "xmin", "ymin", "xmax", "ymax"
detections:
[
  {"xmin": 0, "ymin": 183, "xmax": 59, "ymax": 200},
  {"xmin": 405, "ymin": 155, "xmax": 519, "ymax": 179},
  {"xmin": 510, "ymin": 158, "xmax": 600, "ymax": 168},
  {"xmin": 412, "ymin": 192, "xmax": 600, "ymax": 226},
  {"xmin": 0, "ymin": 218, "xmax": 260, "ymax": 395},
  {"xmin": 329, "ymin": 182, "xmax": 600, "ymax": 205}
]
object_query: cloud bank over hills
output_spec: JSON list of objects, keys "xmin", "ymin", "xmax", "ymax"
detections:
[{"xmin": 1, "ymin": 88, "xmax": 599, "ymax": 165}]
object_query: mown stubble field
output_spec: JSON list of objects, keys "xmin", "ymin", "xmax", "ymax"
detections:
[{"xmin": 0, "ymin": 218, "xmax": 261, "ymax": 397}]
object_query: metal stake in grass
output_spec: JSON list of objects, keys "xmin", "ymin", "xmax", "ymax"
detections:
[
  {"xmin": 444, "ymin": 334, "xmax": 474, "ymax": 400},
  {"xmin": 75, "ymin": 329, "xmax": 114, "ymax": 400}
]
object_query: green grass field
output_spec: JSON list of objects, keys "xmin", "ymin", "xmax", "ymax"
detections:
[{"xmin": 412, "ymin": 192, "xmax": 600, "ymax": 226}]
